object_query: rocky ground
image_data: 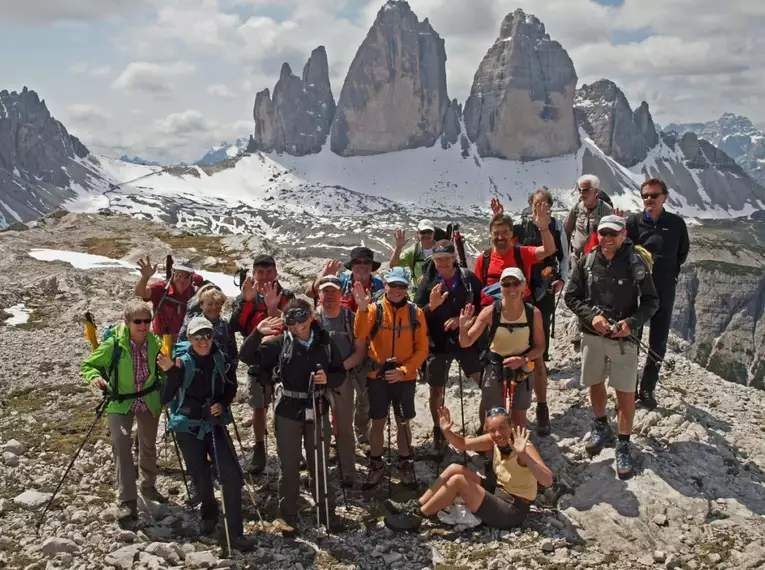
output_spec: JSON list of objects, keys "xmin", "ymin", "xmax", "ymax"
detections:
[{"xmin": 2, "ymin": 212, "xmax": 765, "ymax": 570}]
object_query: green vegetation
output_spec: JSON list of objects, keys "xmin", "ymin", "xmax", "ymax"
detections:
[
  {"xmin": 154, "ymin": 232, "xmax": 239, "ymax": 274},
  {"xmin": 684, "ymin": 259, "xmax": 764, "ymax": 277},
  {"xmin": 81, "ymin": 236, "xmax": 133, "ymax": 258}
]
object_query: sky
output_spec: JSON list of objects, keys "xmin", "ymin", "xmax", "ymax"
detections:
[{"xmin": 1, "ymin": 0, "xmax": 763, "ymax": 164}]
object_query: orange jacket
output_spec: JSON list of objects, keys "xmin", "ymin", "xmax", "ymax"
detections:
[{"xmin": 354, "ymin": 298, "xmax": 429, "ymax": 381}]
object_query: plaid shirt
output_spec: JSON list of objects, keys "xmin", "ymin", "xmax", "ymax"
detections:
[{"xmin": 130, "ymin": 340, "xmax": 150, "ymax": 413}]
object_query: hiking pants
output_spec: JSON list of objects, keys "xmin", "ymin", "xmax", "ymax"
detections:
[
  {"xmin": 640, "ymin": 282, "xmax": 676, "ymax": 393},
  {"xmin": 533, "ymin": 292, "xmax": 556, "ymax": 362},
  {"xmin": 331, "ymin": 375, "xmax": 357, "ymax": 482},
  {"xmin": 176, "ymin": 427, "xmax": 244, "ymax": 537},
  {"xmin": 275, "ymin": 412, "xmax": 336, "ymax": 518},
  {"xmin": 350, "ymin": 366, "xmax": 370, "ymax": 443},
  {"xmin": 108, "ymin": 410, "xmax": 159, "ymax": 503}
]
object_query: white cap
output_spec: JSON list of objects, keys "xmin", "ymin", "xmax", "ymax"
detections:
[
  {"xmin": 500, "ymin": 267, "xmax": 525, "ymax": 283},
  {"xmin": 188, "ymin": 316, "xmax": 214, "ymax": 336},
  {"xmin": 597, "ymin": 215, "xmax": 626, "ymax": 233},
  {"xmin": 417, "ymin": 219, "xmax": 435, "ymax": 233},
  {"xmin": 173, "ymin": 261, "xmax": 194, "ymax": 274}
]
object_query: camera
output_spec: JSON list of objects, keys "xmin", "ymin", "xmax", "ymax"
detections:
[{"xmin": 377, "ymin": 358, "xmax": 399, "ymax": 379}]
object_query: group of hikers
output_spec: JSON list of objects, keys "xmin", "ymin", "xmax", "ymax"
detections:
[{"xmin": 75, "ymin": 175, "xmax": 689, "ymax": 552}]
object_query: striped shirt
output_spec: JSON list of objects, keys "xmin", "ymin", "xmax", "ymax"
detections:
[{"xmin": 130, "ymin": 340, "xmax": 149, "ymax": 413}]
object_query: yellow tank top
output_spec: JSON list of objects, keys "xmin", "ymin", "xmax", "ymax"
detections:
[
  {"xmin": 493, "ymin": 445, "xmax": 537, "ymax": 501},
  {"xmin": 489, "ymin": 306, "xmax": 530, "ymax": 357}
]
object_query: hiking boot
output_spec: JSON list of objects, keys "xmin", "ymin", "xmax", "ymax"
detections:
[
  {"xmin": 399, "ymin": 458, "xmax": 416, "ymax": 488},
  {"xmin": 637, "ymin": 390, "xmax": 658, "ymax": 411},
  {"xmin": 615, "ymin": 440, "xmax": 634, "ymax": 480},
  {"xmin": 247, "ymin": 442, "xmax": 267, "ymax": 474},
  {"xmin": 535, "ymin": 403, "xmax": 551, "ymax": 437},
  {"xmin": 117, "ymin": 500, "xmax": 138, "ymax": 521},
  {"xmin": 433, "ymin": 427, "xmax": 447, "ymax": 456},
  {"xmin": 384, "ymin": 498, "xmax": 420, "ymax": 517},
  {"xmin": 200, "ymin": 517, "xmax": 218, "ymax": 535},
  {"xmin": 362, "ymin": 459, "xmax": 386, "ymax": 490},
  {"xmin": 384, "ymin": 512, "xmax": 423, "ymax": 532},
  {"xmin": 230, "ymin": 534, "xmax": 256, "ymax": 552},
  {"xmin": 140, "ymin": 485, "xmax": 167, "ymax": 503},
  {"xmin": 585, "ymin": 420, "xmax": 614, "ymax": 457}
]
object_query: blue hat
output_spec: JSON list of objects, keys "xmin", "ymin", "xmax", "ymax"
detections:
[{"xmin": 385, "ymin": 267, "xmax": 410, "ymax": 285}]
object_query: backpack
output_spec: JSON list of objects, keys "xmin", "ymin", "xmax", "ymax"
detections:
[
  {"xmin": 315, "ymin": 307, "xmax": 354, "ymax": 356},
  {"xmin": 369, "ymin": 300, "xmax": 421, "ymax": 342},
  {"xmin": 583, "ymin": 244, "xmax": 653, "ymax": 299},
  {"xmin": 598, "ymin": 191, "xmax": 613, "ymax": 207},
  {"xmin": 99, "ymin": 326, "xmax": 160, "ymax": 403},
  {"xmin": 486, "ymin": 300, "xmax": 536, "ymax": 354},
  {"xmin": 167, "ymin": 341, "xmax": 230, "ymax": 438}
]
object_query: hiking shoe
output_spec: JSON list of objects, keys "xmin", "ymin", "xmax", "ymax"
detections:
[
  {"xmin": 535, "ymin": 403, "xmax": 551, "ymax": 437},
  {"xmin": 140, "ymin": 486, "xmax": 167, "ymax": 503},
  {"xmin": 247, "ymin": 442, "xmax": 267, "ymax": 474},
  {"xmin": 384, "ymin": 513, "xmax": 423, "ymax": 532},
  {"xmin": 230, "ymin": 534, "xmax": 256, "ymax": 552},
  {"xmin": 615, "ymin": 440, "xmax": 634, "ymax": 480},
  {"xmin": 399, "ymin": 458, "xmax": 416, "ymax": 488},
  {"xmin": 585, "ymin": 420, "xmax": 614, "ymax": 456},
  {"xmin": 384, "ymin": 498, "xmax": 420, "ymax": 516},
  {"xmin": 637, "ymin": 390, "xmax": 658, "ymax": 411},
  {"xmin": 362, "ymin": 459, "xmax": 386, "ymax": 490},
  {"xmin": 433, "ymin": 427, "xmax": 447, "ymax": 456},
  {"xmin": 200, "ymin": 517, "xmax": 218, "ymax": 535},
  {"xmin": 117, "ymin": 500, "xmax": 138, "ymax": 521}
]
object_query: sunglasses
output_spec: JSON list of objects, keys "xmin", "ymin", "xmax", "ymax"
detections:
[
  {"xmin": 352, "ymin": 259, "xmax": 373, "ymax": 267},
  {"xmin": 487, "ymin": 407, "xmax": 507, "ymax": 417},
  {"xmin": 642, "ymin": 192, "xmax": 663, "ymax": 200},
  {"xmin": 284, "ymin": 308, "xmax": 312, "ymax": 326},
  {"xmin": 501, "ymin": 280, "xmax": 522, "ymax": 288},
  {"xmin": 598, "ymin": 230, "xmax": 620, "ymax": 237},
  {"xmin": 191, "ymin": 332, "xmax": 213, "ymax": 341},
  {"xmin": 387, "ymin": 282, "xmax": 409, "ymax": 290},
  {"xmin": 173, "ymin": 272, "xmax": 192, "ymax": 280},
  {"xmin": 131, "ymin": 318, "xmax": 152, "ymax": 325},
  {"xmin": 419, "ymin": 230, "xmax": 434, "ymax": 236}
]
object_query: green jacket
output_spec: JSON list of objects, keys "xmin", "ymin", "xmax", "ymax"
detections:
[
  {"xmin": 401, "ymin": 242, "xmax": 430, "ymax": 291},
  {"xmin": 81, "ymin": 323, "xmax": 164, "ymax": 416}
]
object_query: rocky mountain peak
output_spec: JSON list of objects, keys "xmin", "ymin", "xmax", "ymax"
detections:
[
  {"xmin": 248, "ymin": 46, "xmax": 336, "ymax": 156},
  {"xmin": 463, "ymin": 9, "xmax": 579, "ymax": 160},
  {"xmin": 633, "ymin": 100, "xmax": 659, "ymax": 150},
  {"xmin": 329, "ymin": 0, "xmax": 449, "ymax": 156}
]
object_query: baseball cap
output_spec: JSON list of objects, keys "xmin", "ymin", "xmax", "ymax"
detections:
[
  {"xmin": 431, "ymin": 239, "xmax": 456, "ymax": 260},
  {"xmin": 417, "ymin": 219, "xmax": 436, "ymax": 233},
  {"xmin": 188, "ymin": 316, "xmax": 214, "ymax": 336},
  {"xmin": 317, "ymin": 276, "xmax": 342, "ymax": 291},
  {"xmin": 173, "ymin": 260, "xmax": 194, "ymax": 274},
  {"xmin": 385, "ymin": 266, "xmax": 411, "ymax": 285},
  {"xmin": 500, "ymin": 267, "xmax": 526, "ymax": 283},
  {"xmin": 598, "ymin": 215, "xmax": 626, "ymax": 233},
  {"xmin": 252, "ymin": 254, "xmax": 276, "ymax": 267}
]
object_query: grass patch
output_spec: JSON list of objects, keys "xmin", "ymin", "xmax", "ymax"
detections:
[
  {"xmin": 154, "ymin": 232, "xmax": 239, "ymax": 275},
  {"xmin": 0, "ymin": 309, "xmax": 11, "ymax": 325},
  {"xmin": 81, "ymin": 236, "xmax": 133, "ymax": 259}
]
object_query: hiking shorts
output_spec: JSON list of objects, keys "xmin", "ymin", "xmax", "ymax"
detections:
[
  {"xmin": 248, "ymin": 376, "xmax": 272, "ymax": 409},
  {"xmin": 367, "ymin": 378, "xmax": 416, "ymax": 421},
  {"xmin": 581, "ymin": 333, "xmax": 638, "ymax": 393},
  {"xmin": 426, "ymin": 350, "xmax": 483, "ymax": 388},
  {"xmin": 481, "ymin": 365, "xmax": 534, "ymax": 411},
  {"xmin": 475, "ymin": 478, "xmax": 531, "ymax": 529}
]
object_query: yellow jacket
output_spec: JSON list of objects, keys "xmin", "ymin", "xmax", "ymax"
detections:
[{"xmin": 354, "ymin": 298, "xmax": 429, "ymax": 381}]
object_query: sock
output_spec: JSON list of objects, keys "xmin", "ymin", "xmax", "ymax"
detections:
[
  {"xmin": 618, "ymin": 434, "xmax": 630, "ymax": 443},
  {"xmin": 595, "ymin": 415, "xmax": 608, "ymax": 425},
  {"xmin": 537, "ymin": 401, "xmax": 548, "ymax": 408}
]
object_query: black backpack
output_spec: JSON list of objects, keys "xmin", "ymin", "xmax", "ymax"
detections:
[
  {"xmin": 486, "ymin": 300, "xmax": 536, "ymax": 354},
  {"xmin": 480, "ymin": 245, "xmax": 525, "ymax": 286}
]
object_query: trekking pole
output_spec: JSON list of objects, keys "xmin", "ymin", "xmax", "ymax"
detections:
[
  {"xmin": 310, "ymin": 372, "xmax": 322, "ymax": 529},
  {"xmin": 229, "ymin": 412, "xmax": 265, "ymax": 524},
  {"xmin": 36, "ymin": 392, "xmax": 110, "ymax": 532},
  {"xmin": 387, "ymin": 405, "xmax": 393, "ymax": 500},
  {"xmin": 396, "ymin": 400, "xmax": 419, "ymax": 490},
  {"xmin": 457, "ymin": 367, "xmax": 468, "ymax": 466},
  {"xmin": 317, "ymin": 384, "xmax": 331, "ymax": 533},
  {"xmin": 550, "ymin": 291, "xmax": 563, "ymax": 339},
  {"xmin": 210, "ymin": 425, "xmax": 232, "ymax": 558},
  {"xmin": 329, "ymin": 388, "xmax": 349, "ymax": 512},
  {"xmin": 163, "ymin": 409, "xmax": 194, "ymax": 510}
]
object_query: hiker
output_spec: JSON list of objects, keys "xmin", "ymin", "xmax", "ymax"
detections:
[
  {"xmin": 230, "ymin": 254, "xmax": 294, "ymax": 475},
  {"xmin": 512, "ymin": 189, "xmax": 569, "ymax": 437},
  {"xmin": 314, "ymin": 275, "xmax": 368, "ymax": 488},
  {"xmin": 385, "ymin": 406, "xmax": 552, "ymax": 531},
  {"xmin": 353, "ymin": 267, "xmax": 429, "ymax": 489},
  {"xmin": 157, "ymin": 316, "xmax": 254, "ymax": 551},
  {"xmin": 81, "ymin": 299, "xmax": 166, "ymax": 522},
  {"xmin": 413, "ymin": 240, "xmax": 483, "ymax": 455},
  {"xmin": 136, "ymin": 257, "xmax": 201, "ymax": 337},
  {"xmin": 179, "ymin": 285, "xmax": 238, "ymax": 370},
  {"xmin": 563, "ymin": 174, "xmax": 613, "ymax": 272},
  {"xmin": 627, "ymin": 179, "xmax": 689, "ymax": 410},
  {"xmin": 564, "ymin": 215, "xmax": 659, "ymax": 479},
  {"xmin": 239, "ymin": 298, "xmax": 346, "ymax": 535},
  {"xmin": 388, "ymin": 219, "xmax": 438, "ymax": 289},
  {"xmin": 308, "ymin": 247, "xmax": 385, "ymax": 312},
  {"xmin": 475, "ymin": 200, "xmax": 556, "ymax": 306}
]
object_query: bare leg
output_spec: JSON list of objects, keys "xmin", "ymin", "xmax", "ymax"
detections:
[
  {"xmin": 420, "ymin": 473, "xmax": 486, "ymax": 516},
  {"xmin": 369, "ymin": 418, "xmax": 386, "ymax": 457},
  {"xmin": 589, "ymin": 383, "xmax": 608, "ymax": 418},
  {"xmin": 533, "ymin": 357, "xmax": 547, "ymax": 404},
  {"xmin": 419, "ymin": 463, "xmax": 482, "ymax": 505},
  {"xmin": 510, "ymin": 409, "xmax": 527, "ymax": 428},
  {"xmin": 429, "ymin": 386, "xmax": 444, "ymax": 429},
  {"xmin": 253, "ymin": 408, "xmax": 266, "ymax": 443},
  {"xmin": 396, "ymin": 419, "xmax": 412, "ymax": 457},
  {"xmin": 615, "ymin": 389, "xmax": 635, "ymax": 435}
]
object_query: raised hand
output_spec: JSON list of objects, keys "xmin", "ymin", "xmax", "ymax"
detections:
[
  {"xmin": 438, "ymin": 406, "xmax": 454, "ymax": 433},
  {"xmin": 322, "ymin": 259, "xmax": 342, "ymax": 277},
  {"xmin": 511, "ymin": 426, "xmax": 530, "ymax": 455},
  {"xmin": 137, "ymin": 256, "xmax": 157, "ymax": 280},
  {"xmin": 393, "ymin": 228, "xmax": 409, "ymax": 250},
  {"xmin": 263, "ymin": 281, "xmax": 283, "ymax": 312},
  {"xmin": 444, "ymin": 317, "xmax": 459, "ymax": 332},
  {"xmin": 257, "ymin": 316, "xmax": 283, "ymax": 336},
  {"xmin": 242, "ymin": 275, "xmax": 257, "ymax": 302},
  {"xmin": 490, "ymin": 198, "xmax": 504, "ymax": 216},
  {"xmin": 156, "ymin": 352, "xmax": 174, "ymax": 371},
  {"xmin": 612, "ymin": 208, "xmax": 625, "ymax": 218},
  {"xmin": 352, "ymin": 281, "xmax": 370, "ymax": 312},
  {"xmin": 429, "ymin": 283, "xmax": 449, "ymax": 310},
  {"xmin": 532, "ymin": 199, "xmax": 551, "ymax": 229},
  {"xmin": 458, "ymin": 304, "xmax": 476, "ymax": 330}
]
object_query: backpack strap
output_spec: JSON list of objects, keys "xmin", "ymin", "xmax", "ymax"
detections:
[
  {"xmin": 487, "ymin": 299, "xmax": 503, "ymax": 345},
  {"xmin": 524, "ymin": 302, "xmax": 535, "ymax": 351},
  {"xmin": 513, "ymin": 244, "xmax": 526, "ymax": 278},
  {"xmin": 583, "ymin": 249, "xmax": 598, "ymax": 302},
  {"xmin": 106, "ymin": 337, "xmax": 122, "ymax": 401},
  {"xmin": 369, "ymin": 301, "xmax": 385, "ymax": 341},
  {"xmin": 459, "ymin": 267, "xmax": 472, "ymax": 299},
  {"xmin": 342, "ymin": 307, "xmax": 354, "ymax": 340},
  {"xmin": 277, "ymin": 333, "xmax": 294, "ymax": 384}
]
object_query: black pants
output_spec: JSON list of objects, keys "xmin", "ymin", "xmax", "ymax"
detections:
[
  {"xmin": 533, "ymin": 292, "xmax": 556, "ymax": 362},
  {"xmin": 640, "ymin": 283, "xmax": 676, "ymax": 393},
  {"xmin": 176, "ymin": 426, "xmax": 244, "ymax": 537}
]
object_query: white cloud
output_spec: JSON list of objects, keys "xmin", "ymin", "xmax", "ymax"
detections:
[
  {"xmin": 207, "ymin": 83, "xmax": 237, "ymax": 99},
  {"xmin": 0, "ymin": 0, "xmax": 150, "ymax": 23},
  {"xmin": 67, "ymin": 104, "xmax": 111, "ymax": 122},
  {"xmin": 71, "ymin": 62, "xmax": 113, "ymax": 78},
  {"xmin": 110, "ymin": 61, "xmax": 196, "ymax": 94}
]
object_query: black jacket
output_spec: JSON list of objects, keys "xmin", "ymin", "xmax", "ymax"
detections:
[
  {"xmin": 564, "ymin": 241, "xmax": 659, "ymax": 336},
  {"xmin": 160, "ymin": 344, "xmax": 237, "ymax": 417},
  {"xmin": 414, "ymin": 264, "xmax": 482, "ymax": 354},
  {"xmin": 239, "ymin": 323, "xmax": 345, "ymax": 420},
  {"xmin": 626, "ymin": 210, "xmax": 689, "ymax": 285}
]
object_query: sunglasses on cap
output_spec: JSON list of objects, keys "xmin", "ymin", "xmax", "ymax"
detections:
[
  {"xmin": 191, "ymin": 331, "xmax": 213, "ymax": 341},
  {"xmin": 501, "ymin": 280, "xmax": 522, "ymax": 288},
  {"xmin": 642, "ymin": 192, "xmax": 663, "ymax": 200},
  {"xmin": 598, "ymin": 229, "xmax": 620, "ymax": 237},
  {"xmin": 131, "ymin": 318, "xmax": 152, "ymax": 325},
  {"xmin": 283, "ymin": 307, "xmax": 312, "ymax": 326},
  {"xmin": 486, "ymin": 407, "xmax": 507, "ymax": 417}
]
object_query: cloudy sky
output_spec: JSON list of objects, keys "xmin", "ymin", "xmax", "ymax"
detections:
[{"xmin": 1, "ymin": 0, "xmax": 763, "ymax": 163}]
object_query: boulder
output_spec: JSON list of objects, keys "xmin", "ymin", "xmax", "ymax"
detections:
[
  {"xmin": 41, "ymin": 537, "xmax": 80, "ymax": 557},
  {"xmin": 185, "ymin": 550, "xmax": 218, "ymax": 568},
  {"xmin": 13, "ymin": 489, "xmax": 52, "ymax": 510},
  {"xmin": 2, "ymin": 439, "xmax": 27, "ymax": 456},
  {"xmin": 104, "ymin": 545, "xmax": 140, "ymax": 570}
]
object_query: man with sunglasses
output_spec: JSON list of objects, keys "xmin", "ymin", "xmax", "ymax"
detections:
[
  {"xmin": 136, "ymin": 257, "xmax": 202, "ymax": 338},
  {"xmin": 564, "ymin": 215, "xmax": 658, "ymax": 480},
  {"xmin": 626, "ymin": 179, "xmax": 689, "ymax": 410},
  {"xmin": 563, "ymin": 174, "xmax": 613, "ymax": 271},
  {"xmin": 388, "ymin": 219, "xmax": 438, "ymax": 290}
]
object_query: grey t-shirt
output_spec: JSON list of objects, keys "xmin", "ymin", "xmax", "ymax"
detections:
[{"xmin": 317, "ymin": 307, "xmax": 355, "ymax": 360}]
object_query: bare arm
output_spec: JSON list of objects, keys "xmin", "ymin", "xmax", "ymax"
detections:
[
  {"xmin": 459, "ymin": 305, "xmax": 492, "ymax": 348},
  {"xmin": 344, "ymin": 338, "xmax": 367, "ymax": 370},
  {"xmin": 524, "ymin": 307, "xmax": 546, "ymax": 362},
  {"xmin": 135, "ymin": 278, "xmax": 152, "ymax": 299},
  {"xmin": 442, "ymin": 428, "xmax": 495, "ymax": 453},
  {"xmin": 517, "ymin": 444, "xmax": 553, "ymax": 487}
]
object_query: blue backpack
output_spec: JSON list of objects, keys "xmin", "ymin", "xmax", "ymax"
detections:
[{"xmin": 167, "ymin": 341, "xmax": 230, "ymax": 438}]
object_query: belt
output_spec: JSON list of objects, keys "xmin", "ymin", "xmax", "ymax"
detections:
[
  {"xmin": 282, "ymin": 389, "xmax": 310, "ymax": 399},
  {"xmin": 511, "ymin": 494, "xmax": 532, "ymax": 505}
]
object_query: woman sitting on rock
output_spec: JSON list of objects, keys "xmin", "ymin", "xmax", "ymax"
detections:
[{"xmin": 385, "ymin": 406, "xmax": 553, "ymax": 531}]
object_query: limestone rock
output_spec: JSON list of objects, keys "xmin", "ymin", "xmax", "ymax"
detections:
[
  {"xmin": 463, "ymin": 9, "xmax": 579, "ymax": 160},
  {"xmin": 330, "ymin": 0, "xmax": 449, "ymax": 156},
  {"xmin": 41, "ymin": 537, "xmax": 80, "ymax": 557},
  {"xmin": 185, "ymin": 550, "xmax": 218, "ymax": 568},
  {"xmin": 13, "ymin": 489, "xmax": 52, "ymax": 510},
  {"xmin": 2, "ymin": 439, "xmax": 26, "ymax": 456},
  {"xmin": 440, "ymin": 99, "xmax": 461, "ymax": 149},
  {"xmin": 634, "ymin": 101, "xmax": 659, "ymax": 150},
  {"xmin": 105, "ymin": 545, "xmax": 140, "ymax": 570}
]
